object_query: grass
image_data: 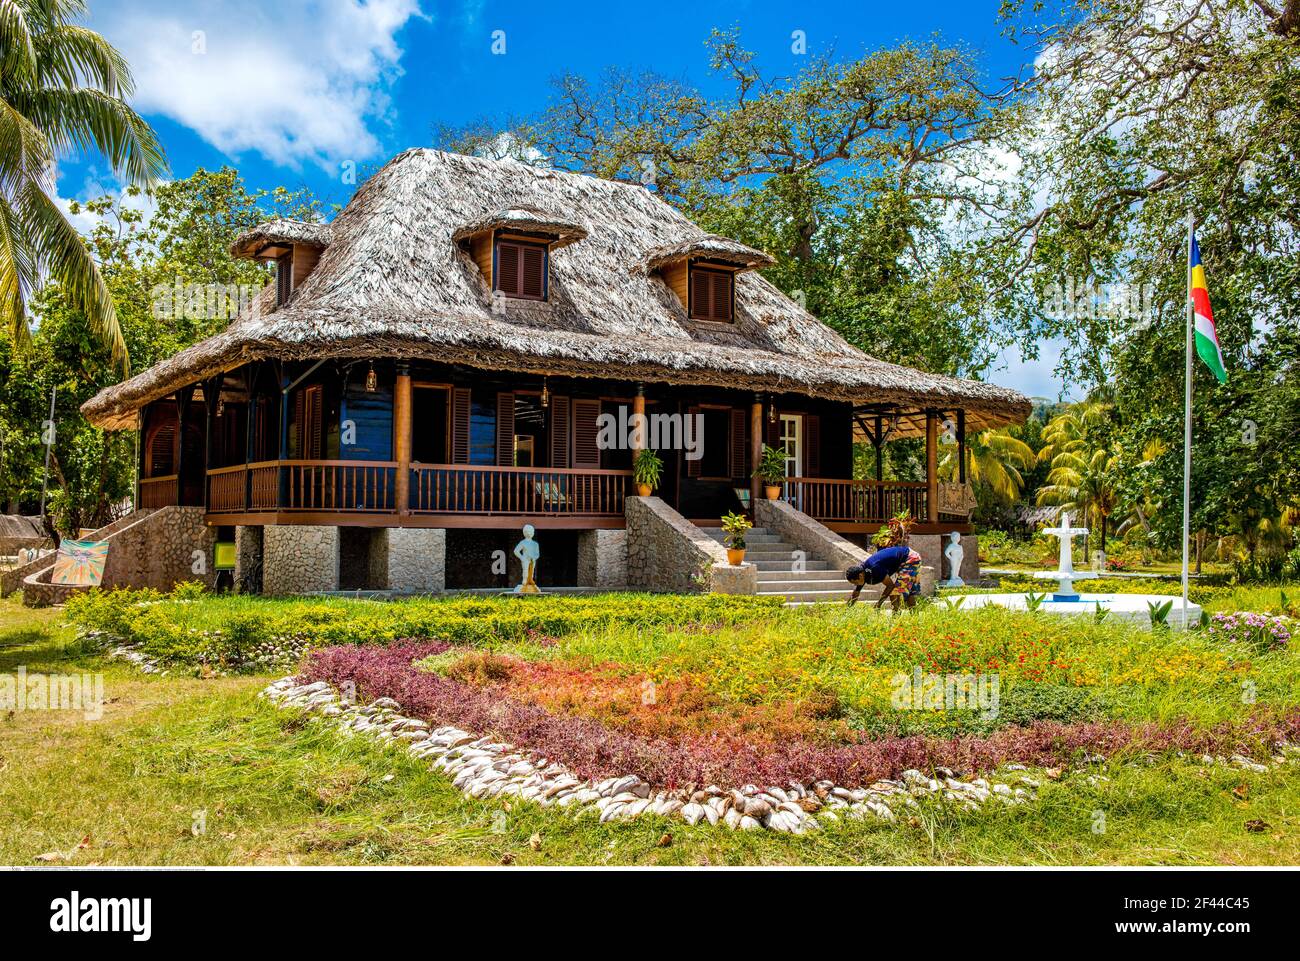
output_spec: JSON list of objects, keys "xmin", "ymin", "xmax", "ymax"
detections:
[{"xmin": 5, "ymin": 595, "xmax": 1299, "ymax": 865}]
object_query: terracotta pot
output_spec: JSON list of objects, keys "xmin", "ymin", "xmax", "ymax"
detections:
[
  {"xmin": 635, "ymin": 483, "xmax": 652, "ymax": 497},
  {"xmin": 765, "ymin": 485, "xmax": 781, "ymax": 500},
  {"xmin": 726, "ymin": 548, "xmax": 746, "ymax": 566}
]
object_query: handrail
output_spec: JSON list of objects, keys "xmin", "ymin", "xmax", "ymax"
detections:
[{"xmin": 781, "ymin": 477, "xmax": 928, "ymax": 524}]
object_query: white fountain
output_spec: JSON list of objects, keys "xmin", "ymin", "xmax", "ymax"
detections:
[
  {"xmin": 955, "ymin": 511, "xmax": 1202, "ymax": 629},
  {"xmin": 1036, "ymin": 512, "xmax": 1095, "ymax": 599}
]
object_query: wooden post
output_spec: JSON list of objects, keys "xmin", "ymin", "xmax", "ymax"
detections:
[
  {"xmin": 925, "ymin": 410, "xmax": 939, "ymax": 523},
  {"xmin": 631, "ymin": 385, "xmax": 646, "ymax": 454},
  {"xmin": 278, "ymin": 372, "xmax": 290, "ymax": 508},
  {"xmin": 395, "ymin": 364, "xmax": 412, "ymax": 515},
  {"xmin": 750, "ymin": 397, "xmax": 763, "ymax": 504},
  {"xmin": 176, "ymin": 385, "xmax": 193, "ymax": 507},
  {"xmin": 203, "ymin": 377, "xmax": 218, "ymax": 510},
  {"xmin": 956, "ymin": 409, "xmax": 967, "ymax": 485},
  {"xmin": 873, "ymin": 414, "xmax": 883, "ymax": 482}
]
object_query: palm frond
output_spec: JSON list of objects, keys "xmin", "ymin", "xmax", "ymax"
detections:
[{"xmin": 8, "ymin": 87, "xmax": 166, "ymax": 184}]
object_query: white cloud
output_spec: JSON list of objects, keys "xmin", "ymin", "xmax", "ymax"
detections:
[
  {"xmin": 52, "ymin": 167, "xmax": 162, "ymax": 237},
  {"xmin": 86, "ymin": 0, "xmax": 424, "ymax": 170}
]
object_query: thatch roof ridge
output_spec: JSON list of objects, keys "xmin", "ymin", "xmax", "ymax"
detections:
[
  {"xmin": 230, "ymin": 217, "xmax": 331, "ymax": 257},
  {"xmin": 641, "ymin": 234, "xmax": 776, "ymax": 272},
  {"xmin": 84, "ymin": 147, "xmax": 1030, "ymax": 432}
]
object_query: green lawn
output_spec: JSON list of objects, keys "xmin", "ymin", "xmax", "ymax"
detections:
[{"xmin": 2, "ymin": 596, "xmax": 1298, "ymax": 865}]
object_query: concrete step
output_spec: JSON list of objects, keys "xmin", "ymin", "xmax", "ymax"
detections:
[
  {"xmin": 740, "ymin": 549, "xmax": 802, "ymax": 560},
  {"xmin": 756, "ymin": 578, "xmax": 850, "ymax": 593},
  {"xmin": 756, "ymin": 569, "xmax": 842, "ymax": 582},
  {"xmin": 749, "ymin": 559, "xmax": 831, "ymax": 571}
]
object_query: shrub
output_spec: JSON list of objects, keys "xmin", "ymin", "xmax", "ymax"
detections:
[{"xmin": 1207, "ymin": 612, "xmax": 1293, "ymax": 651}]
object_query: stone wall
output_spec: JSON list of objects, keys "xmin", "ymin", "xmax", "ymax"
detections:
[
  {"xmin": 576, "ymin": 529, "xmax": 627, "ymax": 590},
  {"xmin": 262, "ymin": 525, "xmax": 340, "ymax": 595},
  {"xmin": 3, "ymin": 508, "xmax": 156, "ymax": 597},
  {"xmin": 912, "ymin": 531, "xmax": 980, "ymax": 586},
  {"xmin": 22, "ymin": 507, "xmax": 218, "ymax": 607},
  {"xmin": 754, "ymin": 498, "xmax": 868, "ymax": 571},
  {"xmin": 235, "ymin": 526, "xmax": 264, "ymax": 594},
  {"xmin": 385, "ymin": 528, "xmax": 446, "ymax": 593},
  {"xmin": 625, "ymin": 496, "xmax": 756, "ymax": 595}
]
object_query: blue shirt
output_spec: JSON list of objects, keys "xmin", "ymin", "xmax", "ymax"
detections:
[{"xmin": 851, "ymin": 545, "xmax": 912, "ymax": 583}]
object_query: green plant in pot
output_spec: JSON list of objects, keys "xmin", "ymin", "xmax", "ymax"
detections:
[
  {"xmin": 754, "ymin": 444, "xmax": 787, "ymax": 499},
  {"xmin": 721, "ymin": 511, "xmax": 752, "ymax": 566},
  {"xmin": 633, "ymin": 448, "xmax": 663, "ymax": 497}
]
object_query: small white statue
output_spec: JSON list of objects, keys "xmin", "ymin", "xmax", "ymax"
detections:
[
  {"xmin": 512, "ymin": 524, "xmax": 541, "ymax": 594},
  {"xmin": 940, "ymin": 531, "xmax": 965, "ymax": 587}
]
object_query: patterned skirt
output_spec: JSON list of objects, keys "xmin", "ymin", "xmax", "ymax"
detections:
[{"xmin": 894, "ymin": 549, "xmax": 923, "ymax": 597}]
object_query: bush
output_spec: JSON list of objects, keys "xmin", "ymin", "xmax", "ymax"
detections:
[
  {"xmin": 1206, "ymin": 612, "xmax": 1293, "ymax": 651},
  {"xmin": 65, "ymin": 588, "xmax": 785, "ymax": 671}
]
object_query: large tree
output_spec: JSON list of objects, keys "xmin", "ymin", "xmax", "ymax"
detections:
[{"xmin": 0, "ymin": 0, "xmax": 166, "ymax": 373}]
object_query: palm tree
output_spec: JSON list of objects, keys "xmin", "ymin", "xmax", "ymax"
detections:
[
  {"xmin": 939, "ymin": 428, "xmax": 1035, "ymax": 503},
  {"xmin": 1035, "ymin": 403, "xmax": 1121, "ymax": 552},
  {"xmin": 1, "ymin": 0, "xmax": 166, "ymax": 372}
]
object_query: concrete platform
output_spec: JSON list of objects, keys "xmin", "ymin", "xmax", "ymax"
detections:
[{"xmin": 956, "ymin": 592, "xmax": 1202, "ymax": 629}]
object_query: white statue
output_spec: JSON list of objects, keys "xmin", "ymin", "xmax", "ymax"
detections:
[
  {"xmin": 512, "ymin": 524, "xmax": 541, "ymax": 594},
  {"xmin": 940, "ymin": 531, "xmax": 965, "ymax": 587}
]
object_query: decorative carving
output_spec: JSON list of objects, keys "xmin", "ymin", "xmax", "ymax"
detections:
[{"xmin": 936, "ymin": 482, "xmax": 976, "ymax": 517}]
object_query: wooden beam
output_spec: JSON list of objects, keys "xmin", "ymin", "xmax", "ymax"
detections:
[
  {"xmin": 631, "ymin": 385, "xmax": 646, "ymax": 454},
  {"xmin": 750, "ymin": 398, "xmax": 763, "ymax": 503},
  {"xmin": 957, "ymin": 409, "xmax": 967, "ymax": 485},
  {"xmin": 925, "ymin": 410, "xmax": 939, "ymax": 524},
  {"xmin": 874, "ymin": 414, "xmax": 883, "ymax": 482},
  {"xmin": 394, "ymin": 365, "xmax": 412, "ymax": 515}
]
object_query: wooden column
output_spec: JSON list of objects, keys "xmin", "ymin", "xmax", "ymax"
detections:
[
  {"xmin": 956, "ymin": 409, "xmax": 967, "ymax": 485},
  {"xmin": 750, "ymin": 397, "xmax": 763, "ymax": 503},
  {"xmin": 394, "ymin": 364, "xmax": 412, "ymax": 515},
  {"xmin": 874, "ymin": 414, "xmax": 884, "ymax": 482},
  {"xmin": 631, "ymin": 385, "xmax": 646, "ymax": 454},
  {"xmin": 925, "ymin": 410, "xmax": 939, "ymax": 523},
  {"xmin": 176, "ymin": 385, "xmax": 193, "ymax": 507}
]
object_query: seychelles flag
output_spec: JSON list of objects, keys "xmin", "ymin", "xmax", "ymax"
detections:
[{"xmin": 1190, "ymin": 235, "xmax": 1227, "ymax": 383}]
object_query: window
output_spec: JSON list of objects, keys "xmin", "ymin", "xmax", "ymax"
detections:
[
  {"xmin": 276, "ymin": 253, "xmax": 293, "ymax": 306},
  {"xmin": 689, "ymin": 265, "xmax": 734, "ymax": 321},
  {"xmin": 495, "ymin": 238, "xmax": 547, "ymax": 300}
]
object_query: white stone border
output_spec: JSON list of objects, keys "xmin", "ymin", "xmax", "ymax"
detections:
[{"xmin": 260, "ymin": 676, "xmax": 1052, "ymax": 833}]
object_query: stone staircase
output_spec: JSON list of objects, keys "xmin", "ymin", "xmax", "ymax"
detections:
[{"xmin": 698, "ymin": 524, "xmax": 861, "ymax": 604}]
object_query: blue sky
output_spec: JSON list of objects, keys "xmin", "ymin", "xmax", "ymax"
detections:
[{"xmin": 61, "ymin": 0, "xmax": 1072, "ymax": 401}]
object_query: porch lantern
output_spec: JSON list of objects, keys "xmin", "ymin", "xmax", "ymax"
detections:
[
  {"xmin": 540, "ymin": 377, "xmax": 549, "ymax": 408},
  {"xmin": 365, "ymin": 363, "xmax": 377, "ymax": 392}
]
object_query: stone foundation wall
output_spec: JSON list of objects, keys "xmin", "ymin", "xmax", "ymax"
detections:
[
  {"xmin": 235, "ymin": 526, "xmax": 264, "ymax": 594},
  {"xmin": 576, "ymin": 529, "xmax": 627, "ymax": 590},
  {"xmin": 625, "ymin": 496, "xmax": 756, "ymax": 595},
  {"xmin": 22, "ymin": 507, "xmax": 218, "ymax": 607},
  {"xmin": 385, "ymin": 528, "xmax": 446, "ymax": 593},
  {"xmin": 911, "ymin": 531, "xmax": 980, "ymax": 586},
  {"xmin": 263, "ymin": 525, "xmax": 340, "ymax": 595}
]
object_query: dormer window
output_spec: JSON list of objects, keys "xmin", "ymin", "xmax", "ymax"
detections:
[
  {"xmin": 689, "ymin": 263, "xmax": 734, "ymax": 322},
  {"xmin": 494, "ymin": 237, "xmax": 547, "ymax": 301},
  {"xmin": 275, "ymin": 253, "xmax": 293, "ymax": 306}
]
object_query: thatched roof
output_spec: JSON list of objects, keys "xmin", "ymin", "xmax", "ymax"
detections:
[
  {"xmin": 451, "ymin": 205, "xmax": 588, "ymax": 249},
  {"xmin": 230, "ymin": 218, "xmax": 331, "ymax": 258},
  {"xmin": 84, "ymin": 149, "xmax": 1030, "ymax": 433},
  {"xmin": 641, "ymin": 234, "xmax": 776, "ymax": 273}
]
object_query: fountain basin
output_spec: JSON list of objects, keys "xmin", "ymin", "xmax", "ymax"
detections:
[{"xmin": 954, "ymin": 592, "xmax": 1202, "ymax": 629}]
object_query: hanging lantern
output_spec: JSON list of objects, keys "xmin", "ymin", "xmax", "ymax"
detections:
[
  {"xmin": 365, "ymin": 363, "xmax": 377, "ymax": 392},
  {"xmin": 768, "ymin": 397, "xmax": 777, "ymax": 424},
  {"xmin": 216, "ymin": 398, "xmax": 225, "ymax": 418},
  {"xmin": 540, "ymin": 377, "xmax": 550, "ymax": 408}
]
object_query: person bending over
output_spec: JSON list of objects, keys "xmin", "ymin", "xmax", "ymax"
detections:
[{"xmin": 845, "ymin": 544, "xmax": 923, "ymax": 611}]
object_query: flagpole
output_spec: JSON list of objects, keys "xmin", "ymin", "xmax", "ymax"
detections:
[{"xmin": 1182, "ymin": 211, "xmax": 1194, "ymax": 628}]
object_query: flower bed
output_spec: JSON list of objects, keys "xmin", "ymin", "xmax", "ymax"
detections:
[{"xmin": 299, "ymin": 642, "xmax": 1300, "ymax": 788}]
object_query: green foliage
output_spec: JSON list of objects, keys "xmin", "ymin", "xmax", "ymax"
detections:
[
  {"xmin": 720, "ymin": 511, "xmax": 752, "ymax": 550},
  {"xmin": 754, "ymin": 444, "xmax": 787, "ymax": 484},
  {"xmin": 65, "ymin": 588, "xmax": 784, "ymax": 670},
  {"xmin": 632, "ymin": 447, "xmax": 663, "ymax": 489}
]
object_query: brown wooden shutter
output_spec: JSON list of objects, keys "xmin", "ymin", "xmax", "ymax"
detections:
[
  {"xmin": 689, "ymin": 268, "xmax": 710, "ymax": 319},
  {"xmin": 496, "ymin": 242, "xmax": 520, "ymax": 297},
  {"xmin": 572, "ymin": 399, "xmax": 602, "ymax": 470},
  {"xmin": 294, "ymin": 384, "xmax": 323, "ymax": 459},
  {"xmin": 276, "ymin": 254, "xmax": 292, "ymax": 305},
  {"xmin": 729, "ymin": 408, "xmax": 747, "ymax": 479},
  {"xmin": 805, "ymin": 414, "xmax": 821, "ymax": 477},
  {"xmin": 765, "ymin": 409, "xmax": 780, "ymax": 448},
  {"xmin": 147, "ymin": 424, "xmax": 175, "ymax": 476},
  {"xmin": 686, "ymin": 405, "xmax": 702, "ymax": 477},
  {"xmin": 496, "ymin": 391, "xmax": 515, "ymax": 465},
  {"xmin": 712, "ymin": 271, "xmax": 733, "ymax": 321},
  {"xmin": 521, "ymin": 245, "xmax": 545, "ymax": 298},
  {"xmin": 451, "ymin": 388, "xmax": 471, "ymax": 463},
  {"xmin": 550, "ymin": 395, "xmax": 570, "ymax": 468}
]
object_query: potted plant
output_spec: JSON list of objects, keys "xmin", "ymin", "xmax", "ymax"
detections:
[
  {"xmin": 720, "ymin": 511, "xmax": 752, "ymax": 566},
  {"xmin": 633, "ymin": 448, "xmax": 663, "ymax": 497},
  {"xmin": 754, "ymin": 444, "xmax": 787, "ymax": 500},
  {"xmin": 872, "ymin": 509, "xmax": 915, "ymax": 548}
]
